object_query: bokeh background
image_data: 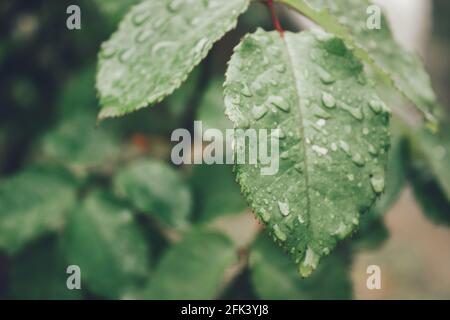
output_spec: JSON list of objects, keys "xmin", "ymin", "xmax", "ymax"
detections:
[{"xmin": 0, "ymin": 0, "xmax": 449, "ymax": 299}]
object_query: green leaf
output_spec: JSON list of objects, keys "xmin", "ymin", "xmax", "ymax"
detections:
[
  {"xmin": 10, "ymin": 237, "xmax": 82, "ymax": 300},
  {"xmin": 279, "ymin": 0, "xmax": 439, "ymax": 125},
  {"xmin": 0, "ymin": 166, "xmax": 77, "ymax": 254},
  {"xmin": 224, "ymin": 29, "xmax": 390, "ymax": 276},
  {"xmin": 249, "ymin": 235, "xmax": 352, "ymax": 299},
  {"xmin": 41, "ymin": 112, "xmax": 121, "ymax": 174},
  {"xmin": 40, "ymin": 67, "xmax": 121, "ymax": 174},
  {"xmin": 190, "ymin": 164, "xmax": 247, "ymax": 223},
  {"xmin": 113, "ymin": 159, "xmax": 192, "ymax": 229},
  {"xmin": 96, "ymin": 0, "xmax": 250, "ymax": 120},
  {"xmin": 142, "ymin": 230, "xmax": 236, "ymax": 299},
  {"xmin": 62, "ymin": 190, "xmax": 151, "ymax": 298}
]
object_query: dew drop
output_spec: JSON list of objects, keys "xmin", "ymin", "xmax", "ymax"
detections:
[
  {"xmin": 167, "ymin": 0, "xmax": 183, "ymax": 12},
  {"xmin": 269, "ymin": 96, "xmax": 290, "ymax": 112},
  {"xmin": 278, "ymin": 201, "xmax": 290, "ymax": 216},
  {"xmin": 260, "ymin": 209, "xmax": 271, "ymax": 223},
  {"xmin": 351, "ymin": 153, "xmax": 365, "ymax": 166},
  {"xmin": 369, "ymin": 99, "xmax": 384, "ymax": 114},
  {"xmin": 312, "ymin": 145, "xmax": 328, "ymax": 156},
  {"xmin": 273, "ymin": 224, "xmax": 287, "ymax": 241},
  {"xmin": 135, "ymin": 29, "xmax": 153, "ymax": 43},
  {"xmin": 101, "ymin": 44, "xmax": 116, "ymax": 59},
  {"xmin": 370, "ymin": 175, "xmax": 385, "ymax": 193},
  {"xmin": 321, "ymin": 92, "xmax": 336, "ymax": 108},
  {"xmin": 368, "ymin": 143, "xmax": 378, "ymax": 155},
  {"xmin": 132, "ymin": 12, "xmax": 150, "ymax": 26},
  {"xmin": 339, "ymin": 140, "xmax": 351, "ymax": 155},
  {"xmin": 318, "ymin": 69, "xmax": 335, "ymax": 84},
  {"xmin": 297, "ymin": 214, "xmax": 305, "ymax": 224},
  {"xmin": 252, "ymin": 104, "xmax": 268, "ymax": 120},
  {"xmin": 299, "ymin": 246, "xmax": 319, "ymax": 277},
  {"xmin": 152, "ymin": 41, "xmax": 175, "ymax": 55},
  {"xmin": 275, "ymin": 64, "xmax": 286, "ymax": 73},
  {"xmin": 280, "ymin": 151, "xmax": 289, "ymax": 159},
  {"xmin": 241, "ymin": 84, "xmax": 252, "ymax": 97},
  {"xmin": 119, "ymin": 48, "xmax": 134, "ymax": 63}
]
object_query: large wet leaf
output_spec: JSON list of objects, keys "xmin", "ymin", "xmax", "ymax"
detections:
[
  {"xmin": 96, "ymin": 0, "xmax": 250, "ymax": 120},
  {"xmin": 224, "ymin": 29, "xmax": 390, "ymax": 276},
  {"xmin": 62, "ymin": 191, "xmax": 151, "ymax": 298},
  {"xmin": 113, "ymin": 159, "xmax": 192, "ymax": 229},
  {"xmin": 0, "ymin": 166, "xmax": 77, "ymax": 254},
  {"xmin": 249, "ymin": 235, "xmax": 352, "ymax": 299},
  {"xmin": 142, "ymin": 230, "xmax": 236, "ymax": 299},
  {"xmin": 279, "ymin": 0, "xmax": 439, "ymax": 125}
]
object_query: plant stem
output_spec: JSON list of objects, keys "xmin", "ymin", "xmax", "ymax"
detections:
[{"xmin": 267, "ymin": 0, "xmax": 284, "ymax": 36}]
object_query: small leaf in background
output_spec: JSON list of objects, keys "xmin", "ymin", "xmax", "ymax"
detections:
[
  {"xmin": 0, "ymin": 166, "xmax": 77, "ymax": 254},
  {"xmin": 113, "ymin": 159, "xmax": 192, "ymax": 229},
  {"xmin": 40, "ymin": 68, "xmax": 121, "ymax": 175},
  {"xmin": 96, "ymin": 0, "xmax": 251, "ymax": 119},
  {"xmin": 9, "ymin": 236, "xmax": 82, "ymax": 300},
  {"xmin": 62, "ymin": 190, "xmax": 151, "ymax": 299},
  {"xmin": 225, "ymin": 29, "xmax": 390, "ymax": 276},
  {"xmin": 279, "ymin": 0, "xmax": 439, "ymax": 125},
  {"xmin": 190, "ymin": 164, "xmax": 247, "ymax": 223},
  {"xmin": 142, "ymin": 230, "xmax": 236, "ymax": 299},
  {"xmin": 249, "ymin": 235, "xmax": 352, "ymax": 299}
]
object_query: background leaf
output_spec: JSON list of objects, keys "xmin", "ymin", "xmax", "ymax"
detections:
[
  {"xmin": 9, "ymin": 236, "xmax": 82, "ymax": 300},
  {"xmin": 249, "ymin": 235, "xmax": 352, "ymax": 299},
  {"xmin": 113, "ymin": 159, "xmax": 192, "ymax": 229},
  {"xmin": 224, "ymin": 29, "xmax": 390, "ymax": 276},
  {"xmin": 0, "ymin": 166, "xmax": 77, "ymax": 254},
  {"xmin": 62, "ymin": 190, "xmax": 151, "ymax": 298},
  {"xmin": 142, "ymin": 229, "xmax": 236, "ymax": 299}
]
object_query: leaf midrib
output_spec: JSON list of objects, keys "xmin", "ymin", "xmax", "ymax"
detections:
[{"xmin": 281, "ymin": 33, "xmax": 312, "ymax": 224}]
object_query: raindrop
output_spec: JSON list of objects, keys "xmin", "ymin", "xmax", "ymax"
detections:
[
  {"xmin": 252, "ymin": 104, "xmax": 268, "ymax": 120},
  {"xmin": 352, "ymin": 153, "xmax": 365, "ymax": 166},
  {"xmin": 299, "ymin": 246, "xmax": 319, "ymax": 277},
  {"xmin": 275, "ymin": 64, "xmax": 286, "ymax": 73},
  {"xmin": 278, "ymin": 201, "xmax": 290, "ymax": 216},
  {"xmin": 260, "ymin": 209, "xmax": 271, "ymax": 222},
  {"xmin": 316, "ymin": 118, "xmax": 326, "ymax": 127},
  {"xmin": 368, "ymin": 144, "xmax": 378, "ymax": 156},
  {"xmin": 152, "ymin": 41, "xmax": 175, "ymax": 55},
  {"xmin": 297, "ymin": 214, "xmax": 305, "ymax": 224},
  {"xmin": 269, "ymin": 96, "xmax": 290, "ymax": 112},
  {"xmin": 101, "ymin": 44, "xmax": 116, "ymax": 59},
  {"xmin": 321, "ymin": 92, "xmax": 336, "ymax": 108},
  {"xmin": 362, "ymin": 127, "xmax": 370, "ymax": 135},
  {"xmin": 369, "ymin": 99, "xmax": 384, "ymax": 114},
  {"xmin": 135, "ymin": 29, "xmax": 153, "ymax": 43},
  {"xmin": 318, "ymin": 68, "xmax": 335, "ymax": 84},
  {"xmin": 280, "ymin": 151, "xmax": 289, "ymax": 159},
  {"xmin": 167, "ymin": 0, "xmax": 183, "ymax": 12},
  {"xmin": 331, "ymin": 142, "xmax": 338, "ymax": 151},
  {"xmin": 119, "ymin": 48, "xmax": 134, "ymax": 63},
  {"xmin": 241, "ymin": 84, "xmax": 252, "ymax": 97},
  {"xmin": 339, "ymin": 140, "xmax": 351, "ymax": 155},
  {"xmin": 272, "ymin": 127, "xmax": 286, "ymax": 139},
  {"xmin": 370, "ymin": 175, "xmax": 385, "ymax": 193},
  {"xmin": 273, "ymin": 224, "xmax": 287, "ymax": 241},
  {"xmin": 132, "ymin": 12, "xmax": 150, "ymax": 26},
  {"xmin": 312, "ymin": 145, "xmax": 328, "ymax": 156},
  {"xmin": 152, "ymin": 17, "xmax": 165, "ymax": 29}
]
